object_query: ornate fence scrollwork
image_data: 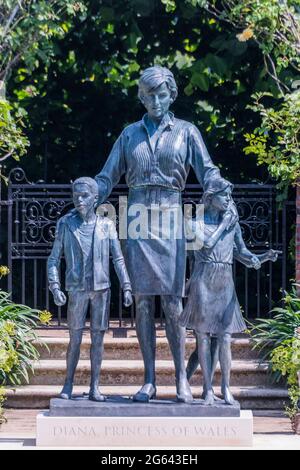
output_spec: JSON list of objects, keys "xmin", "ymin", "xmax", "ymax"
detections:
[{"xmin": 1, "ymin": 168, "xmax": 294, "ymax": 331}]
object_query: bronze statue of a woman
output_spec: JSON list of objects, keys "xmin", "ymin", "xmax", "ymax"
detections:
[{"xmin": 95, "ymin": 66, "xmax": 221, "ymax": 403}]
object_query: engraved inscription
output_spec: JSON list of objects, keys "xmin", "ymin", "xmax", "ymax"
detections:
[
  {"xmin": 103, "ymin": 425, "xmax": 238, "ymax": 438},
  {"xmin": 52, "ymin": 426, "xmax": 97, "ymax": 437}
]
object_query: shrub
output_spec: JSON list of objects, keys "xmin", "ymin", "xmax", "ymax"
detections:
[{"xmin": 249, "ymin": 285, "xmax": 300, "ymax": 420}]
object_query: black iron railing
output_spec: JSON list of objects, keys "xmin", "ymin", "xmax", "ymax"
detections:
[{"xmin": 0, "ymin": 167, "xmax": 295, "ymax": 333}]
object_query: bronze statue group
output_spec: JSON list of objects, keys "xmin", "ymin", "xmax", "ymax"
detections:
[{"xmin": 48, "ymin": 66, "xmax": 280, "ymax": 406}]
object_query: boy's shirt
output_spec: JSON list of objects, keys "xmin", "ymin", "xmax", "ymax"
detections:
[
  {"xmin": 78, "ymin": 221, "xmax": 95, "ymax": 291},
  {"xmin": 48, "ymin": 211, "xmax": 132, "ymax": 293}
]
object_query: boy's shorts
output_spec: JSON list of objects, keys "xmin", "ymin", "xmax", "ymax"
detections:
[{"xmin": 67, "ymin": 288, "xmax": 110, "ymax": 332}]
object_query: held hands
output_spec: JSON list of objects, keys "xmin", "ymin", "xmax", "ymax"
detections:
[
  {"xmin": 53, "ymin": 289, "xmax": 67, "ymax": 306},
  {"xmin": 123, "ymin": 290, "xmax": 133, "ymax": 307}
]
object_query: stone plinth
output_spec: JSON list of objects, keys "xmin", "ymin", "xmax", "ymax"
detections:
[
  {"xmin": 49, "ymin": 395, "xmax": 241, "ymax": 417},
  {"xmin": 36, "ymin": 396, "xmax": 253, "ymax": 447}
]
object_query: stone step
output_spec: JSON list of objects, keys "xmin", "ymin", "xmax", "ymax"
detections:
[
  {"xmin": 35, "ymin": 336, "xmax": 260, "ymax": 361},
  {"xmin": 4, "ymin": 385, "xmax": 288, "ymax": 410},
  {"xmin": 26, "ymin": 359, "xmax": 274, "ymax": 387}
]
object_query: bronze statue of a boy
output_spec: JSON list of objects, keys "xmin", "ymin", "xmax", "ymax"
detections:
[{"xmin": 48, "ymin": 177, "xmax": 133, "ymax": 401}]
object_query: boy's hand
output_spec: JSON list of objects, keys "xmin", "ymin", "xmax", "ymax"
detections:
[
  {"xmin": 53, "ymin": 289, "xmax": 67, "ymax": 306},
  {"xmin": 123, "ymin": 290, "xmax": 133, "ymax": 307}
]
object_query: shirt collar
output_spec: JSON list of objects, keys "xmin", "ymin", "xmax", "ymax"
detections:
[{"xmin": 142, "ymin": 111, "xmax": 175, "ymax": 132}]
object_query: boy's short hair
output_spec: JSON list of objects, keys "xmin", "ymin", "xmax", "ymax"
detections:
[{"xmin": 72, "ymin": 177, "xmax": 98, "ymax": 195}]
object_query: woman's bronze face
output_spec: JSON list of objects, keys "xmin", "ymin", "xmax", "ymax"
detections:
[{"xmin": 141, "ymin": 82, "xmax": 172, "ymax": 121}]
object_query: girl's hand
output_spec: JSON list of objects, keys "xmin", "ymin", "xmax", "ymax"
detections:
[
  {"xmin": 222, "ymin": 210, "xmax": 232, "ymax": 223},
  {"xmin": 227, "ymin": 202, "xmax": 239, "ymax": 231},
  {"xmin": 222, "ymin": 210, "xmax": 235, "ymax": 230},
  {"xmin": 251, "ymin": 255, "xmax": 261, "ymax": 270},
  {"xmin": 267, "ymin": 249, "xmax": 282, "ymax": 262},
  {"xmin": 222, "ymin": 210, "xmax": 232, "ymax": 229}
]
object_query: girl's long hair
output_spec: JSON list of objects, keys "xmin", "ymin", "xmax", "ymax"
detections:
[{"xmin": 202, "ymin": 178, "xmax": 233, "ymax": 206}]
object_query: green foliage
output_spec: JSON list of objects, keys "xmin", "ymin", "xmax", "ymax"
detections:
[
  {"xmin": 249, "ymin": 286, "xmax": 300, "ymax": 418},
  {"xmin": 0, "ymin": 0, "xmax": 297, "ymax": 185},
  {"xmin": 161, "ymin": 0, "xmax": 177, "ymax": 13},
  {"xmin": 271, "ymin": 338, "xmax": 300, "ymax": 387},
  {"xmin": 0, "ymin": 0, "xmax": 87, "ymax": 169},
  {"xmin": 249, "ymin": 286, "xmax": 300, "ymax": 352},
  {"xmin": 0, "ymin": 289, "xmax": 44, "ymax": 386},
  {"xmin": 0, "ymin": 98, "xmax": 29, "ymax": 168},
  {"xmin": 271, "ymin": 338, "xmax": 300, "ymax": 418},
  {"xmin": 244, "ymin": 89, "xmax": 300, "ymax": 189},
  {"xmin": 0, "ymin": 1, "xmax": 259, "ymax": 182},
  {"xmin": 0, "ymin": 1, "xmax": 87, "ymax": 81},
  {"xmin": 0, "ymin": 386, "xmax": 6, "ymax": 424},
  {"xmin": 286, "ymin": 384, "xmax": 300, "ymax": 420},
  {"xmin": 186, "ymin": 0, "xmax": 300, "ymax": 187},
  {"xmin": 191, "ymin": 0, "xmax": 300, "ymax": 75},
  {"xmin": 0, "ymin": 268, "xmax": 49, "ymax": 421}
]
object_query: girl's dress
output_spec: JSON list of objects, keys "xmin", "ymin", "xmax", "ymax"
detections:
[{"xmin": 180, "ymin": 222, "xmax": 246, "ymax": 335}]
